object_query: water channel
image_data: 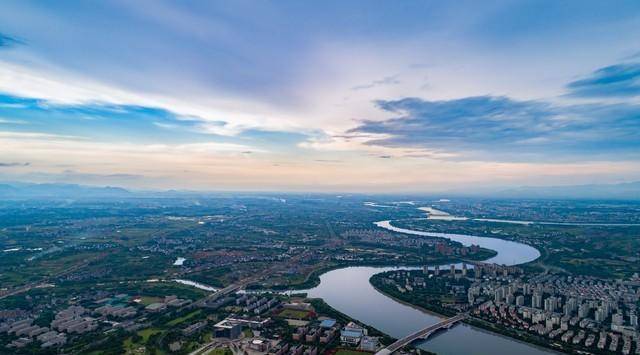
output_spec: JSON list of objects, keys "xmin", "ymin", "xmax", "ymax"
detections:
[{"xmin": 298, "ymin": 218, "xmax": 557, "ymax": 354}]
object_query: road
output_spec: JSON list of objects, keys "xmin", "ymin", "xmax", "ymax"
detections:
[
  {"xmin": 194, "ymin": 249, "xmax": 311, "ymax": 308},
  {"xmin": 0, "ymin": 255, "xmax": 103, "ymax": 300},
  {"xmin": 376, "ymin": 313, "xmax": 467, "ymax": 355}
]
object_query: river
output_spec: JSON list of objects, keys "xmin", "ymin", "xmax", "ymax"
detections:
[
  {"xmin": 298, "ymin": 219, "xmax": 556, "ymax": 355},
  {"xmin": 374, "ymin": 220, "xmax": 540, "ymax": 265}
]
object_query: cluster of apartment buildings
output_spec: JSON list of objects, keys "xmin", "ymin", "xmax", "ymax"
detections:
[
  {"xmin": 341, "ymin": 229, "xmax": 438, "ymax": 249},
  {"xmin": 237, "ymin": 294, "xmax": 280, "ymax": 315},
  {"xmin": 292, "ymin": 318, "xmax": 339, "ymax": 345},
  {"xmin": 270, "ymin": 342, "xmax": 319, "ymax": 355},
  {"xmin": 379, "ymin": 263, "xmax": 639, "ymax": 353},
  {"xmin": 434, "ymin": 242, "xmax": 481, "ymax": 257},
  {"xmin": 94, "ymin": 304, "xmax": 137, "ymax": 318},
  {"xmin": 51, "ymin": 305, "xmax": 98, "ymax": 334},
  {"xmin": 469, "ymin": 272, "xmax": 640, "ymax": 354},
  {"xmin": 1, "ymin": 318, "xmax": 67, "ymax": 349},
  {"xmin": 0, "ymin": 305, "xmax": 101, "ymax": 350}
]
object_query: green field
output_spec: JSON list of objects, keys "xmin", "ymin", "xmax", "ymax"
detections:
[
  {"xmin": 166, "ymin": 310, "xmax": 202, "ymax": 326},
  {"xmin": 138, "ymin": 296, "xmax": 163, "ymax": 306},
  {"xmin": 335, "ymin": 350, "xmax": 370, "ymax": 355},
  {"xmin": 277, "ymin": 308, "xmax": 311, "ymax": 319}
]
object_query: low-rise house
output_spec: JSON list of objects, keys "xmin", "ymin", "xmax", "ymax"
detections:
[
  {"xmin": 10, "ymin": 337, "xmax": 32, "ymax": 348},
  {"xmin": 319, "ymin": 328, "xmax": 337, "ymax": 344},
  {"xmin": 340, "ymin": 322, "xmax": 367, "ymax": 346},
  {"xmin": 248, "ymin": 339, "xmax": 271, "ymax": 352},
  {"xmin": 292, "ymin": 326, "xmax": 308, "ymax": 341},
  {"xmin": 359, "ymin": 336, "xmax": 380, "ymax": 352},
  {"xmin": 41, "ymin": 334, "xmax": 67, "ymax": 348},
  {"xmin": 305, "ymin": 328, "xmax": 318, "ymax": 342}
]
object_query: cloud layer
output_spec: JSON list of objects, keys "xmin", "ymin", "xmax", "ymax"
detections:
[
  {"xmin": 1, "ymin": 2, "xmax": 640, "ymax": 191},
  {"xmin": 0, "ymin": 33, "xmax": 20, "ymax": 49},
  {"xmin": 350, "ymin": 94, "xmax": 640, "ymax": 161},
  {"xmin": 567, "ymin": 63, "xmax": 640, "ymax": 97}
]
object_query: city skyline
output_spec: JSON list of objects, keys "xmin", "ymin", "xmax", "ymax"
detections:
[{"xmin": 1, "ymin": 1, "xmax": 640, "ymax": 192}]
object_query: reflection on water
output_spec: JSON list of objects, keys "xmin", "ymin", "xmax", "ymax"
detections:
[
  {"xmin": 305, "ymin": 266, "xmax": 557, "ymax": 355},
  {"xmin": 375, "ymin": 220, "xmax": 541, "ymax": 265},
  {"xmin": 174, "ymin": 279, "xmax": 217, "ymax": 292},
  {"xmin": 292, "ymin": 220, "xmax": 556, "ymax": 354}
]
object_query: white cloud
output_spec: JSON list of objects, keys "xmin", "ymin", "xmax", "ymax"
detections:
[
  {"xmin": 0, "ymin": 60, "xmax": 303, "ymax": 137},
  {"xmin": 0, "ymin": 131, "xmax": 85, "ymax": 140},
  {"xmin": 0, "ymin": 117, "xmax": 28, "ymax": 124}
]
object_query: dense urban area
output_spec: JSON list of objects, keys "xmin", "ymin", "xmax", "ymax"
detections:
[{"xmin": 0, "ymin": 190, "xmax": 639, "ymax": 354}]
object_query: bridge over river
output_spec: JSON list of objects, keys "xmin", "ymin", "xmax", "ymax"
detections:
[{"xmin": 375, "ymin": 313, "xmax": 467, "ymax": 355}]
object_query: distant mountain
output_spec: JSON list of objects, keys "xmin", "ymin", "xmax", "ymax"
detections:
[
  {"xmin": 2, "ymin": 181, "xmax": 640, "ymax": 200},
  {"xmin": 495, "ymin": 181, "xmax": 640, "ymax": 200},
  {"xmin": 0, "ymin": 182, "xmax": 131, "ymax": 199}
]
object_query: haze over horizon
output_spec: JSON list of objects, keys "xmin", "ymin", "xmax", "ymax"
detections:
[{"xmin": 1, "ymin": 1, "xmax": 640, "ymax": 192}]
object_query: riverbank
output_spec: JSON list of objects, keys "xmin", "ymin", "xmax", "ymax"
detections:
[
  {"xmin": 301, "ymin": 265, "xmax": 556, "ymax": 355},
  {"xmin": 370, "ymin": 272, "xmax": 566, "ymax": 354},
  {"xmin": 267, "ymin": 253, "xmax": 495, "ymax": 291},
  {"xmin": 265, "ymin": 217, "xmax": 555, "ymax": 354},
  {"xmin": 389, "ymin": 215, "xmax": 640, "ymax": 279},
  {"xmin": 464, "ymin": 317, "xmax": 566, "ymax": 354},
  {"xmin": 308, "ymin": 298, "xmax": 398, "ymax": 348},
  {"xmin": 370, "ymin": 281, "xmax": 454, "ymax": 319},
  {"xmin": 375, "ymin": 220, "xmax": 541, "ymax": 266}
]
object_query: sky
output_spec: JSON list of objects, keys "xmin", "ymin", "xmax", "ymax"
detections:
[{"xmin": 1, "ymin": 0, "xmax": 640, "ymax": 193}]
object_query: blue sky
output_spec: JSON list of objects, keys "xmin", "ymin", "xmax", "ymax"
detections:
[{"xmin": 0, "ymin": 1, "xmax": 639, "ymax": 192}]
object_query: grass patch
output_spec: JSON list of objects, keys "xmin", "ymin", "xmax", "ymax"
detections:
[
  {"xmin": 166, "ymin": 310, "xmax": 202, "ymax": 326},
  {"xmin": 277, "ymin": 308, "xmax": 311, "ymax": 319},
  {"xmin": 210, "ymin": 349, "xmax": 232, "ymax": 355},
  {"xmin": 335, "ymin": 350, "xmax": 370, "ymax": 355},
  {"xmin": 138, "ymin": 296, "xmax": 163, "ymax": 306},
  {"xmin": 138, "ymin": 327, "xmax": 163, "ymax": 342},
  {"xmin": 123, "ymin": 328, "xmax": 163, "ymax": 353}
]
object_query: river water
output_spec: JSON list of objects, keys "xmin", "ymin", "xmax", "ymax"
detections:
[
  {"xmin": 374, "ymin": 220, "xmax": 540, "ymax": 265},
  {"xmin": 299, "ymin": 219, "xmax": 557, "ymax": 355}
]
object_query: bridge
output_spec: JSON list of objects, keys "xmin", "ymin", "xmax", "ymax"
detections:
[
  {"xmin": 194, "ymin": 252, "xmax": 311, "ymax": 308},
  {"xmin": 194, "ymin": 277, "xmax": 256, "ymax": 307},
  {"xmin": 375, "ymin": 314, "xmax": 467, "ymax": 355}
]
